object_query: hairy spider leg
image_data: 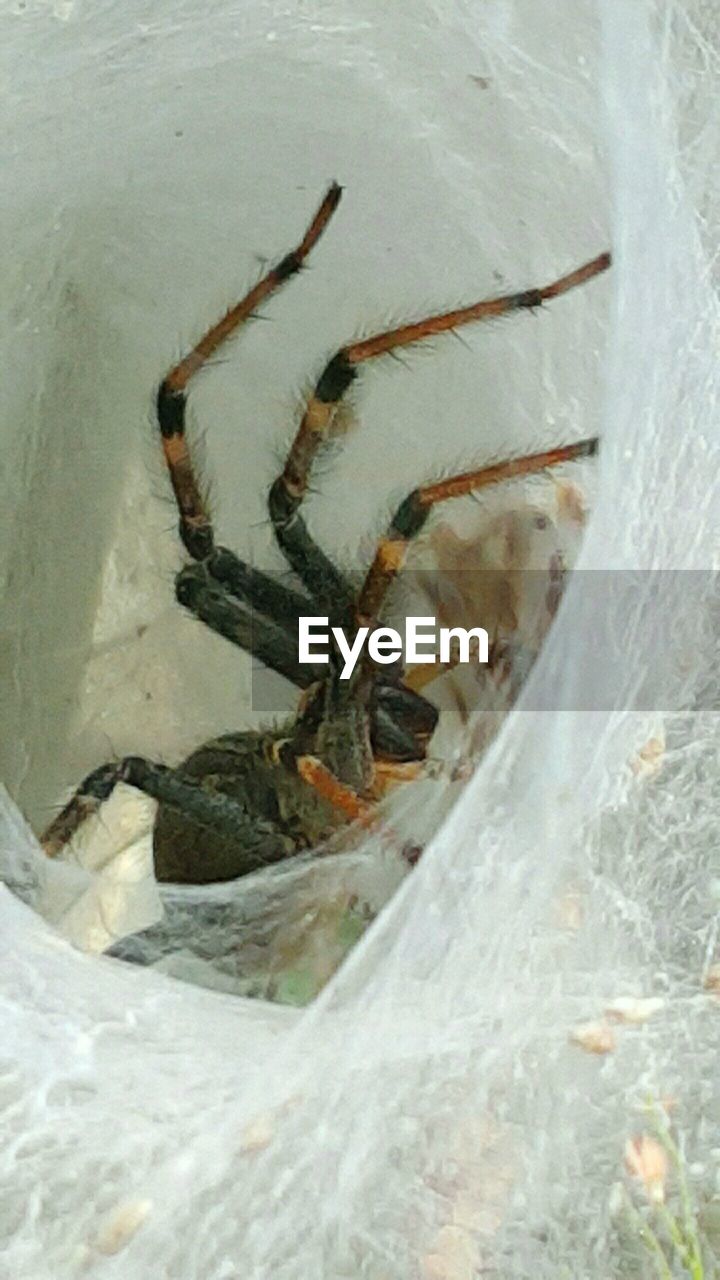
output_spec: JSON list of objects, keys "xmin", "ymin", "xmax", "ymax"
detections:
[
  {"xmin": 194, "ymin": 548, "xmax": 315, "ymax": 635},
  {"xmin": 267, "ymin": 251, "xmax": 610, "ymax": 616},
  {"xmin": 264, "ymin": 247, "xmax": 610, "ymax": 804},
  {"xmin": 156, "ymin": 181, "xmax": 342, "ymax": 562},
  {"xmin": 41, "ymin": 756, "xmax": 294, "ymax": 872},
  {"xmin": 293, "ymin": 755, "xmax": 419, "ymax": 863},
  {"xmin": 281, "ymin": 735, "xmax": 399, "ymax": 840},
  {"xmin": 39, "ymin": 745, "xmax": 422, "ymax": 877},
  {"xmin": 175, "ymin": 563, "xmax": 327, "ymax": 688},
  {"xmin": 358, "ymin": 437, "xmax": 598, "ymax": 629},
  {"xmin": 295, "ymin": 755, "xmax": 375, "ymax": 823},
  {"xmin": 174, "ymin": 554, "xmax": 435, "ymax": 759},
  {"xmin": 153, "ymin": 183, "xmax": 355, "ymax": 675}
]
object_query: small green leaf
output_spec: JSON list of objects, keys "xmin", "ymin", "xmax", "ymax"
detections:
[
  {"xmin": 336, "ymin": 906, "xmax": 368, "ymax": 950},
  {"xmin": 274, "ymin": 968, "xmax": 318, "ymax": 1007}
]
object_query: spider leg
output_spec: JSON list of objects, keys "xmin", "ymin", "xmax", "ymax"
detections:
[
  {"xmin": 176, "ymin": 562, "xmax": 437, "ymax": 761},
  {"xmin": 156, "ymin": 183, "xmax": 342, "ymax": 560},
  {"xmin": 357, "ymin": 437, "xmax": 598, "ymax": 629},
  {"xmin": 40, "ymin": 756, "xmax": 295, "ymax": 869},
  {"xmin": 295, "ymin": 755, "xmax": 376, "ymax": 824},
  {"xmin": 268, "ymin": 250, "xmax": 610, "ymax": 611},
  {"xmin": 369, "ymin": 759, "xmax": 425, "ymax": 798},
  {"xmin": 175, "ymin": 562, "xmax": 325, "ymax": 688},
  {"xmin": 153, "ymin": 182, "xmax": 355, "ymax": 653},
  {"xmin": 204, "ymin": 546, "xmax": 315, "ymax": 634},
  {"xmin": 285, "ymin": 751, "xmax": 421, "ymax": 867}
]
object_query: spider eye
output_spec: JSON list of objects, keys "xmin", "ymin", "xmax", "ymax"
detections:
[{"xmin": 534, "ymin": 514, "xmax": 549, "ymax": 530}]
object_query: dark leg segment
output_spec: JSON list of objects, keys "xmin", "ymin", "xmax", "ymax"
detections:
[
  {"xmin": 206, "ymin": 547, "xmax": 315, "ymax": 633},
  {"xmin": 175, "ymin": 563, "xmax": 326, "ymax": 687},
  {"xmin": 267, "ymin": 477, "xmax": 356, "ymax": 621},
  {"xmin": 177, "ymin": 561, "xmax": 438, "ymax": 761},
  {"xmin": 41, "ymin": 756, "xmax": 294, "ymax": 863}
]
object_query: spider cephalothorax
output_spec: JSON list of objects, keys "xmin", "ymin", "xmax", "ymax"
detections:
[{"xmin": 40, "ymin": 184, "xmax": 610, "ymax": 883}]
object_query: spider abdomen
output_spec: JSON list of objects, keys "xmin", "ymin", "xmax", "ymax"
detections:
[{"xmin": 152, "ymin": 729, "xmax": 345, "ymax": 884}]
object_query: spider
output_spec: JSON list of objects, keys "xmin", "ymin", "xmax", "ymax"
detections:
[{"xmin": 39, "ymin": 184, "xmax": 610, "ymax": 884}]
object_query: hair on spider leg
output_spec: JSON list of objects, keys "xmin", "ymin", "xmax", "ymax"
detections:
[
  {"xmin": 363, "ymin": 335, "xmax": 472, "ymax": 378},
  {"xmin": 196, "ymin": 355, "xmax": 236, "ymax": 373},
  {"xmin": 269, "ymin": 431, "xmax": 338, "ymax": 497},
  {"xmin": 448, "ymin": 328, "xmax": 474, "ymax": 353},
  {"xmin": 382, "ymin": 348, "xmax": 414, "ymax": 373}
]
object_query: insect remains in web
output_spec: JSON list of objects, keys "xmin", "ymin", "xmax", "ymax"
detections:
[{"xmin": 39, "ymin": 183, "xmax": 610, "ymax": 884}]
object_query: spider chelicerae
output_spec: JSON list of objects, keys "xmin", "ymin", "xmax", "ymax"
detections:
[{"xmin": 40, "ymin": 184, "xmax": 610, "ymax": 884}]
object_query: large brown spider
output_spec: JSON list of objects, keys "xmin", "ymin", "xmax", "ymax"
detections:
[{"xmin": 39, "ymin": 185, "xmax": 610, "ymax": 884}]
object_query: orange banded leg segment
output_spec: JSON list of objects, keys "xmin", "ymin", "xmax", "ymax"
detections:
[
  {"xmin": 295, "ymin": 755, "xmax": 422, "ymax": 865},
  {"xmin": 369, "ymin": 759, "xmax": 424, "ymax": 799},
  {"xmin": 268, "ymin": 249, "xmax": 609, "ymax": 602},
  {"xmin": 157, "ymin": 183, "xmax": 342, "ymax": 559},
  {"xmin": 358, "ymin": 437, "xmax": 598, "ymax": 628},
  {"xmin": 296, "ymin": 755, "xmax": 377, "ymax": 825},
  {"xmin": 267, "ymin": 348, "xmax": 360, "ymax": 608},
  {"xmin": 343, "ymin": 251, "xmax": 610, "ymax": 365},
  {"xmin": 370, "ymin": 757, "xmax": 482, "ymax": 798}
]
